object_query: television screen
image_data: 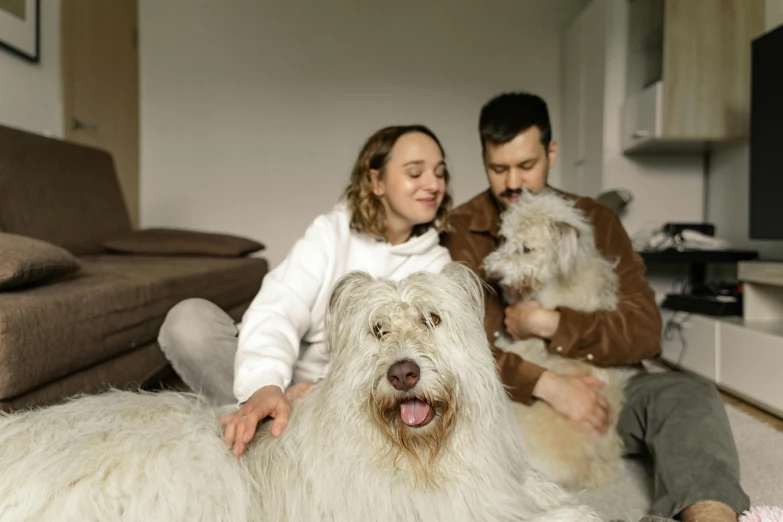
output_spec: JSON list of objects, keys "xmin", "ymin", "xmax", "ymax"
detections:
[{"xmin": 749, "ymin": 24, "xmax": 783, "ymax": 239}]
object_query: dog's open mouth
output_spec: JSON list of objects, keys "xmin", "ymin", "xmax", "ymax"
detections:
[{"xmin": 399, "ymin": 398, "xmax": 434, "ymax": 428}]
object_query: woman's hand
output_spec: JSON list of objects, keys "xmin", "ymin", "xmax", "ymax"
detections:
[
  {"xmin": 284, "ymin": 382, "xmax": 317, "ymax": 405},
  {"xmin": 220, "ymin": 385, "xmax": 291, "ymax": 457}
]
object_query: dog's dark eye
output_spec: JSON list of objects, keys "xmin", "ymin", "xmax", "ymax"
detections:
[
  {"xmin": 420, "ymin": 312, "xmax": 441, "ymax": 327},
  {"xmin": 522, "ymin": 245, "xmax": 532, "ymax": 254},
  {"xmin": 372, "ymin": 322, "xmax": 387, "ymax": 339},
  {"xmin": 497, "ymin": 234, "xmax": 507, "ymax": 246}
]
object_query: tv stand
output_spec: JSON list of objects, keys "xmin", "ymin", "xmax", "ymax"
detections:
[
  {"xmin": 639, "ymin": 248, "xmax": 759, "ymax": 287},
  {"xmin": 660, "ymin": 261, "xmax": 783, "ymax": 418}
]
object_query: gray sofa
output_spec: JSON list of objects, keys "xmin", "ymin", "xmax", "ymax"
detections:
[{"xmin": 0, "ymin": 124, "xmax": 268, "ymax": 411}]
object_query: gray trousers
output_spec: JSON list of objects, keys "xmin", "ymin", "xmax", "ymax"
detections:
[
  {"xmin": 158, "ymin": 298, "xmax": 239, "ymax": 406},
  {"xmin": 619, "ymin": 371, "xmax": 750, "ymax": 518},
  {"xmin": 158, "ymin": 299, "xmax": 750, "ymax": 517}
]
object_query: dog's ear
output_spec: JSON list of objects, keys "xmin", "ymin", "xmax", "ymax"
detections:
[
  {"xmin": 440, "ymin": 262, "xmax": 486, "ymax": 318},
  {"xmin": 554, "ymin": 221, "xmax": 580, "ymax": 277},
  {"xmin": 328, "ymin": 271, "xmax": 375, "ymax": 318}
]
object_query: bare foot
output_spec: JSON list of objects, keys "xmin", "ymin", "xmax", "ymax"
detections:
[{"xmin": 681, "ymin": 500, "xmax": 738, "ymax": 522}]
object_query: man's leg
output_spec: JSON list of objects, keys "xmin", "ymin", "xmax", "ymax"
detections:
[
  {"xmin": 158, "ymin": 298, "xmax": 239, "ymax": 406},
  {"xmin": 618, "ymin": 371, "xmax": 750, "ymax": 521}
]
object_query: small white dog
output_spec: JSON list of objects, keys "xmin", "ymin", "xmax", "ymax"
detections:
[
  {"xmin": 0, "ymin": 263, "xmax": 601, "ymax": 522},
  {"xmin": 483, "ymin": 189, "xmax": 636, "ymax": 490}
]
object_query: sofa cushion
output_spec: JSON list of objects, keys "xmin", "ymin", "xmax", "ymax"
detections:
[
  {"xmin": 0, "ymin": 233, "xmax": 82, "ymax": 291},
  {"xmin": 103, "ymin": 228, "xmax": 265, "ymax": 257},
  {"xmin": 0, "ymin": 124, "xmax": 133, "ymax": 255},
  {"xmin": 0, "ymin": 302, "xmax": 251, "ymax": 412},
  {"xmin": 0, "ymin": 255, "xmax": 267, "ymax": 400}
]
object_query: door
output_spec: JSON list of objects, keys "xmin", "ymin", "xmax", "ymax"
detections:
[
  {"xmin": 561, "ymin": 10, "xmax": 583, "ymax": 194},
  {"xmin": 579, "ymin": 0, "xmax": 606, "ymax": 199},
  {"xmin": 561, "ymin": 0, "xmax": 607, "ymax": 197},
  {"xmin": 61, "ymin": 0, "xmax": 140, "ymax": 227}
]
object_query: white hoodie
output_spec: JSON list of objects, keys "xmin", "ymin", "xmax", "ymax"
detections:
[{"xmin": 233, "ymin": 203, "xmax": 451, "ymax": 403}]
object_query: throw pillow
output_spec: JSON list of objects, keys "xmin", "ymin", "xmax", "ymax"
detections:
[{"xmin": 0, "ymin": 233, "xmax": 82, "ymax": 291}]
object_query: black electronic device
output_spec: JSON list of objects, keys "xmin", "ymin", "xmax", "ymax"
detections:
[
  {"xmin": 660, "ymin": 293, "xmax": 741, "ymax": 317},
  {"xmin": 749, "ymin": 23, "xmax": 783, "ymax": 240}
]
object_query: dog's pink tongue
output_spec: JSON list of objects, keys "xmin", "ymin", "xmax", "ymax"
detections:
[{"xmin": 400, "ymin": 399, "xmax": 430, "ymax": 427}]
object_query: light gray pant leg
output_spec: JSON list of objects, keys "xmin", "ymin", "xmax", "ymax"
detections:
[{"xmin": 158, "ymin": 298, "xmax": 238, "ymax": 406}]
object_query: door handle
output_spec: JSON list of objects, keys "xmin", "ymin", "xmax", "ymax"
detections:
[{"xmin": 71, "ymin": 118, "xmax": 98, "ymax": 132}]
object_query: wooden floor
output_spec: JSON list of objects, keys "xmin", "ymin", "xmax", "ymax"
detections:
[
  {"xmin": 720, "ymin": 391, "xmax": 783, "ymax": 433},
  {"xmin": 153, "ymin": 367, "xmax": 783, "ymax": 432}
]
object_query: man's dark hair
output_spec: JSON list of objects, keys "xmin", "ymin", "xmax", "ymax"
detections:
[{"xmin": 479, "ymin": 92, "xmax": 552, "ymax": 155}]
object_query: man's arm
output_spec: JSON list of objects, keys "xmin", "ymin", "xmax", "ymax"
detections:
[
  {"xmin": 441, "ymin": 221, "xmax": 547, "ymax": 406},
  {"xmin": 487, "ymin": 305, "xmax": 548, "ymax": 406},
  {"xmin": 545, "ymin": 206, "xmax": 663, "ymax": 365}
]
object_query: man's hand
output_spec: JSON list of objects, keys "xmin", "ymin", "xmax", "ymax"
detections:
[
  {"xmin": 532, "ymin": 371, "xmax": 610, "ymax": 434},
  {"xmin": 220, "ymin": 385, "xmax": 291, "ymax": 457},
  {"xmin": 504, "ymin": 300, "xmax": 560, "ymax": 340}
]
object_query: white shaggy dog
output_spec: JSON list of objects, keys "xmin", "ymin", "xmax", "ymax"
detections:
[
  {"xmin": 0, "ymin": 263, "xmax": 601, "ymax": 522},
  {"xmin": 483, "ymin": 189, "xmax": 637, "ymax": 490}
]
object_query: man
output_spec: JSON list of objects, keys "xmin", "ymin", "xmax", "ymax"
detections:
[{"xmin": 441, "ymin": 92, "xmax": 749, "ymax": 522}]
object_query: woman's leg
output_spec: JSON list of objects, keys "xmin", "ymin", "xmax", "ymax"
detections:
[{"xmin": 158, "ymin": 298, "xmax": 238, "ymax": 406}]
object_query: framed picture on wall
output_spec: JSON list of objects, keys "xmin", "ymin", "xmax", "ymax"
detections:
[{"xmin": 0, "ymin": 0, "xmax": 39, "ymax": 63}]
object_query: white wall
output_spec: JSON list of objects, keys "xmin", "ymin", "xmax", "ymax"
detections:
[
  {"xmin": 705, "ymin": 0, "xmax": 783, "ymax": 260},
  {"xmin": 568, "ymin": 0, "xmax": 702, "ymax": 301},
  {"xmin": 559, "ymin": 0, "xmax": 703, "ymax": 304},
  {"xmin": 768, "ymin": 0, "xmax": 783, "ymax": 30},
  {"xmin": 0, "ymin": 0, "xmax": 61, "ymax": 137},
  {"xmin": 139, "ymin": 0, "xmax": 587, "ymax": 267},
  {"xmin": 601, "ymin": 0, "xmax": 705, "ymax": 242}
]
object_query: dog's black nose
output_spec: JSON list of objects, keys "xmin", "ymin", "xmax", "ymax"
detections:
[{"xmin": 387, "ymin": 360, "xmax": 420, "ymax": 392}]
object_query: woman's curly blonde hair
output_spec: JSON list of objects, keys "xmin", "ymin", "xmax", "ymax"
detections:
[{"xmin": 343, "ymin": 125, "xmax": 452, "ymax": 241}]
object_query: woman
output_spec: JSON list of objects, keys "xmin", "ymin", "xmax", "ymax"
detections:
[{"xmin": 158, "ymin": 124, "xmax": 453, "ymax": 457}]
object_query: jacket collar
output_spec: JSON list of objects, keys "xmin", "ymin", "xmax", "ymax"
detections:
[
  {"xmin": 467, "ymin": 186, "xmax": 568, "ymax": 238},
  {"xmin": 467, "ymin": 189, "xmax": 503, "ymax": 238}
]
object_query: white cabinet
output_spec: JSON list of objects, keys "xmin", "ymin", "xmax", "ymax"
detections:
[
  {"xmin": 661, "ymin": 312, "xmax": 783, "ymax": 418},
  {"xmin": 620, "ymin": 81, "xmax": 663, "ymax": 154},
  {"xmin": 660, "ymin": 311, "xmax": 718, "ymax": 381},
  {"xmin": 720, "ymin": 321, "xmax": 783, "ymax": 414},
  {"xmin": 659, "ymin": 261, "xmax": 783, "ymax": 418}
]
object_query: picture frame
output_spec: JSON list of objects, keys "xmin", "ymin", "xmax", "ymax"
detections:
[{"xmin": 0, "ymin": 0, "xmax": 39, "ymax": 63}]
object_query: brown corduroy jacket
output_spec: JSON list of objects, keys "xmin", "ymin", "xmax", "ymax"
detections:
[{"xmin": 440, "ymin": 188, "xmax": 662, "ymax": 405}]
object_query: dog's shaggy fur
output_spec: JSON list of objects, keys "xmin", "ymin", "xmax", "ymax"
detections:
[
  {"xmin": 0, "ymin": 263, "xmax": 601, "ymax": 522},
  {"xmin": 483, "ymin": 189, "xmax": 637, "ymax": 490}
]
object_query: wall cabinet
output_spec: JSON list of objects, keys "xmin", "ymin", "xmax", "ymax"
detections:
[{"xmin": 621, "ymin": 0, "xmax": 764, "ymax": 154}]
